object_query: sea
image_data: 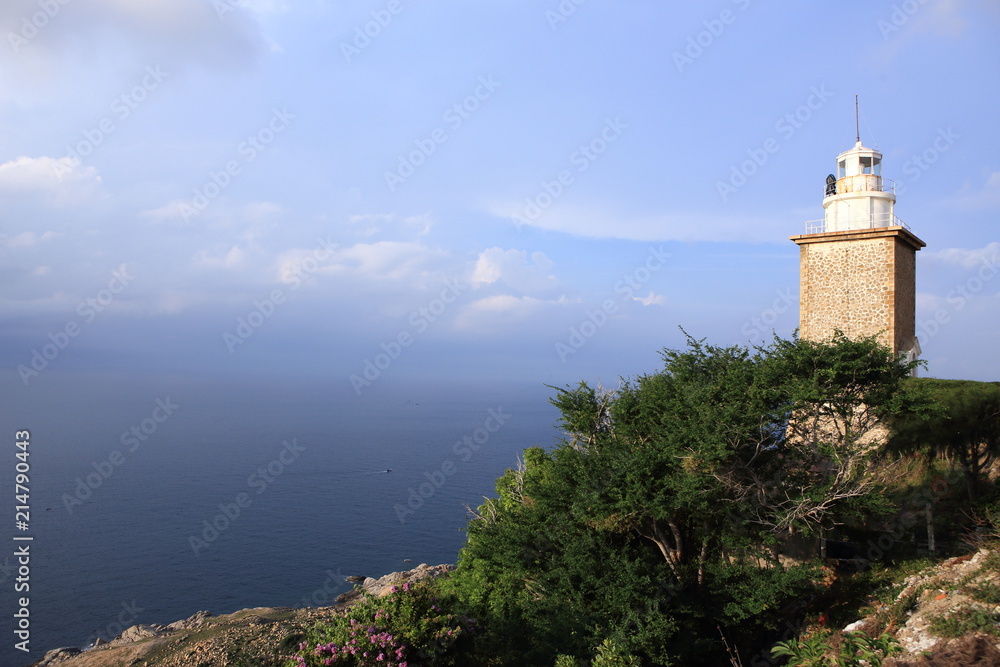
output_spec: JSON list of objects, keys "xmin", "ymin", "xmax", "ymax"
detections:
[{"xmin": 0, "ymin": 372, "xmax": 563, "ymax": 666}]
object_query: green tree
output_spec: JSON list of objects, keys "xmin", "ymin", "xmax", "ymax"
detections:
[
  {"xmin": 451, "ymin": 333, "xmax": 916, "ymax": 665},
  {"xmin": 552, "ymin": 333, "xmax": 914, "ymax": 579},
  {"xmin": 890, "ymin": 378, "xmax": 1000, "ymax": 501}
]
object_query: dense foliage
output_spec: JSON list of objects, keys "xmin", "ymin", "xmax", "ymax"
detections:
[
  {"xmin": 446, "ymin": 333, "xmax": 919, "ymax": 665},
  {"xmin": 890, "ymin": 378, "xmax": 1000, "ymax": 501}
]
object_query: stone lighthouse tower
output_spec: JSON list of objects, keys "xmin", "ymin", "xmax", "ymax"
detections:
[{"xmin": 790, "ymin": 137, "xmax": 926, "ymax": 362}]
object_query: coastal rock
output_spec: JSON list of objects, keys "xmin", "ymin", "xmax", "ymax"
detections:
[
  {"xmin": 108, "ymin": 624, "xmax": 166, "ymax": 646},
  {"xmin": 358, "ymin": 563, "xmax": 455, "ymax": 599},
  {"xmin": 30, "ymin": 565, "xmax": 455, "ymax": 667},
  {"xmin": 39, "ymin": 647, "xmax": 81, "ymax": 663},
  {"xmin": 166, "ymin": 610, "xmax": 212, "ymax": 631},
  {"xmin": 335, "ymin": 589, "xmax": 363, "ymax": 604}
]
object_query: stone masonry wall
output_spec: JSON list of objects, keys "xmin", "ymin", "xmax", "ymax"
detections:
[
  {"xmin": 796, "ymin": 230, "xmax": 919, "ymax": 354},
  {"xmin": 894, "ymin": 239, "xmax": 918, "ymax": 354}
]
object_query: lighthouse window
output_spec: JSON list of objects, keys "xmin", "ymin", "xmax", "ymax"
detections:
[
  {"xmin": 837, "ymin": 160, "xmax": 846, "ymax": 179},
  {"xmin": 872, "ymin": 158, "xmax": 881, "ymax": 176},
  {"xmin": 860, "ymin": 156, "xmax": 873, "ymax": 174}
]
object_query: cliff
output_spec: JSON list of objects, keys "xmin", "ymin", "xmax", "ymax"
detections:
[{"xmin": 30, "ymin": 563, "xmax": 454, "ymax": 667}]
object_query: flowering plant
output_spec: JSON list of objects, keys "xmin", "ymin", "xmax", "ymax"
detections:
[{"xmin": 286, "ymin": 580, "xmax": 476, "ymax": 667}]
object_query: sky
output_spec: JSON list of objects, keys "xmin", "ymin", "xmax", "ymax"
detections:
[{"xmin": 1, "ymin": 0, "xmax": 999, "ymax": 395}]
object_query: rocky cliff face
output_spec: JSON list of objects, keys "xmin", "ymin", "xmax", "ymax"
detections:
[
  {"xmin": 30, "ymin": 563, "xmax": 454, "ymax": 667},
  {"xmin": 839, "ymin": 548, "xmax": 1000, "ymax": 666}
]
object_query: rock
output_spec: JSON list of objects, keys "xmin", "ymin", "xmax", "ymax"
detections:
[
  {"xmin": 353, "ymin": 563, "xmax": 457, "ymax": 599},
  {"xmin": 167, "ymin": 610, "xmax": 212, "ymax": 631},
  {"xmin": 112, "ymin": 624, "xmax": 165, "ymax": 644},
  {"xmin": 843, "ymin": 619, "xmax": 865, "ymax": 633},
  {"xmin": 40, "ymin": 646, "xmax": 81, "ymax": 663},
  {"xmin": 336, "ymin": 589, "xmax": 363, "ymax": 604},
  {"xmin": 346, "ymin": 575, "xmax": 366, "ymax": 583}
]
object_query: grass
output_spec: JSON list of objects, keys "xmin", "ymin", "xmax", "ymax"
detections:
[{"xmin": 927, "ymin": 606, "xmax": 1000, "ymax": 638}]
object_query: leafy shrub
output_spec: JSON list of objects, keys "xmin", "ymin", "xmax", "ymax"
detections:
[
  {"xmin": 770, "ymin": 631, "xmax": 900, "ymax": 666},
  {"xmin": 285, "ymin": 581, "xmax": 476, "ymax": 666}
]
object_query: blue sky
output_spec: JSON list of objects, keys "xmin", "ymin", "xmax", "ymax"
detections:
[{"xmin": 2, "ymin": 0, "xmax": 998, "ymax": 393}]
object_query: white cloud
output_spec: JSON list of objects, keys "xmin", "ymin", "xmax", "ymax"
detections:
[
  {"xmin": 4, "ymin": 231, "xmax": 61, "ymax": 248},
  {"xmin": 275, "ymin": 240, "xmax": 449, "ymax": 286},
  {"xmin": 337, "ymin": 241, "xmax": 447, "ymax": 281},
  {"xmin": 141, "ymin": 200, "xmax": 191, "ymax": 224},
  {"xmin": 193, "ymin": 246, "xmax": 248, "ymax": 271},
  {"xmin": 454, "ymin": 294, "xmax": 569, "ymax": 332},
  {"xmin": 347, "ymin": 212, "xmax": 435, "ymax": 238},
  {"xmin": 141, "ymin": 201, "xmax": 281, "ymax": 238},
  {"xmin": 927, "ymin": 242, "xmax": 1000, "ymax": 270},
  {"xmin": 0, "ymin": 156, "xmax": 103, "ymax": 205},
  {"xmin": 470, "ymin": 247, "xmax": 556, "ymax": 292},
  {"xmin": 633, "ymin": 291, "xmax": 666, "ymax": 307}
]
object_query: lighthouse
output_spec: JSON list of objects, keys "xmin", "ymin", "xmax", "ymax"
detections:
[{"xmin": 790, "ymin": 136, "xmax": 926, "ymax": 364}]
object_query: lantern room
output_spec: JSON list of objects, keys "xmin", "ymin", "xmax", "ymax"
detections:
[{"xmin": 815, "ymin": 141, "xmax": 901, "ymax": 234}]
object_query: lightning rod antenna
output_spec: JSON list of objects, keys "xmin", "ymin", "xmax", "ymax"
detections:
[{"xmin": 855, "ymin": 94, "xmax": 860, "ymax": 143}]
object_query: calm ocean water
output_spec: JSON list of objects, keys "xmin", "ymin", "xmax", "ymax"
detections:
[{"xmin": 0, "ymin": 373, "xmax": 562, "ymax": 665}]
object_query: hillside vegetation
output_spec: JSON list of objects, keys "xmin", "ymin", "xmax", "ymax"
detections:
[
  {"xmin": 36, "ymin": 334, "xmax": 1000, "ymax": 667},
  {"xmin": 283, "ymin": 333, "xmax": 1000, "ymax": 666}
]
